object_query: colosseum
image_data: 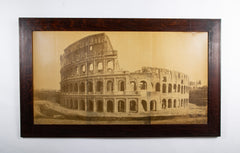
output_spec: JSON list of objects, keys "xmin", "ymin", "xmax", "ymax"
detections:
[{"xmin": 59, "ymin": 33, "xmax": 190, "ymax": 118}]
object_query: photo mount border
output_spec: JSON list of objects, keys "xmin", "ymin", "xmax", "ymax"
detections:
[{"xmin": 19, "ymin": 18, "xmax": 221, "ymax": 137}]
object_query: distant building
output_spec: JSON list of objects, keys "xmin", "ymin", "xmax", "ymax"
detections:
[{"xmin": 59, "ymin": 33, "xmax": 189, "ymax": 117}]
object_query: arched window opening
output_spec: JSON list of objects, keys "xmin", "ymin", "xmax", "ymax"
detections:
[
  {"xmin": 155, "ymin": 83, "xmax": 160, "ymax": 91},
  {"xmin": 162, "ymin": 84, "xmax": 167, "ymax": 93},
  {"xmin": 107, "ymin": 80, "xmax": 113, "ymax": 92},
  {"xmin": 163, "ymin": 76, "xmax": 167, "ymax": 82},
  {"xmin": 130, "ymin": 100, "xmax": 137, "ymax": 112},
  {"xmin": 150, "ymin": 100, "xmax": 156, "ymax": 111},
  {"xmin": 96, "ymin": 81, "xmax": 103, "ymax": 92},
  {"xmin": 74, "ymin": 83, "xmax": 78, "ymax": 93},
  {"xmin": 80, "ymin": 82, "xmax": 85, "ymax": 93},
  {"xmin": 107, "ymin": 100, "xmax": 114, "ymax": 112},
  {"xmin": 118, "ymin": 100, "xmax": 125, "ymax": 112},
  {"xmin": 174, "ymin": 84, "xmax": 177, "ymax": 92},
  {"xmin": 141, "ymin": 100, "xmax": 147, "ymax": 111},
  {"xmin": 130, "ymin": 81, "xmax": 136, "ymax": 91},
  {"xmin": 168, "ymin": 84, "xmax": 172, "ymax": 93},
  {"xmin": 107, "ymin": 60, "xmax": 113, "ymax": 72},
  {"xmin": 82, "ymin": 65, "xmax": 86, "ymax": 73},
  {"xmin": 178, "ymin": 84, "xmax": 180, "ymax": 92},
  {"xmin": 87, "ymin": 81, "xmax": 93, "ymax": 92},
  {"xmin": 87, "ymin": 100, "xmax": 94, "ymax": 112},
  {"xmin": 97, "ymin": 62, "xmax": 103, "ymax": 71},
  {"xmin": 140, "ymin": 81, "xmax": 147, "ymax": 90},
  {"xmin": 168, "ymin": 99, "xmax": 172, "ymax": 108},
  {"xmin": 89, "ymin": 63, "xmax": 93, "ymax": 71},
  {"xmin": 79, "ymin": 100, "xmax": 85, "ymax": 110},
  {"xmin": 118, "ymin": 81, "xmax": 125, "ymax": 91},
  {"xmin": 162, "ymin": 99, "xmax": 167, "ymax": 109},
  {"xmin": 96, "ymin": 100, "xmax": 103, "ymax": 112},
  {"xmin": 174, "ymin": 99, "xmax": 177, "ymax": 108},
  {"xmin": 181, "ymin": 99, "xmax": 184, "ymax": 107}
]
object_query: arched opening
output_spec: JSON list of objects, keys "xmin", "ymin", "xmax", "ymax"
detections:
[
  {"xmin": 168, "ymin": 84, "xmax": 172, "ymax": 93},
  {"xmin": 178, "ymin": 84, "xmax": 180, "ymax": 92},
  {"xmin": 162, "ymin": 99, "xmax": 166, "ymax": 109},
  {"xmin": 74, "ymin": 83, "xmax": 78, "ymax": 93},
  {"xmin": 87, "ymin": 81, "xmax": 93, "ymax": 92},
  {"xmin": 81, "ymin": 65, "xmax": 86, "ymax": 73},
  {"xmin": 155, "ymin": 83, "xmax": 160, "ymax": 91},
  {"xmin": 107, "ymin": 100, "xmax": 114, "ymax": 112},
  {"xmin": 130, "ymin": 100, "xmax": 137, "ymax": 112},
  {"xmin": 150, "ymin": 100, "xmax": 156, "ymax": 111},
  {"xmin": 89, "ymin": 63, "xmax": 93, "ymax": 71},
  {"xmin": 97, "ymin": 62, "xmax": 103, "ymax": 72},
  {"xmin": 96, "ymin": 81, "xmax": 103, "ymax": 93},
  {"xmin": 107, "ymin": 60, "xmax": 113, "ymax": 72},
  {"xmin": 107, "ymin": 80, "xmax": 113, "ymax": 92},
  {"xmin": 141, "ymin": 100, "xmax": 147, "ymax": 111},
  {"xmin": 174, "ymin": 99, "xmax": 177, "ymax": 108},
  {"xmin": 96, "ymin": 100, "xmax": 103, "ymax": 112},
  {"xmin": 118, "ymin": 100, "xmax": 125, "ymax": 112},
  {"xmin": 139, "ymin": 81, "xmax": 147, "ymax": 90},
  {"xmin": 87, "ymin": 100, "xmax": 94, "ymax": 112},
  {"xmin": 174, "ymin": 84, "xmax": 177, "ymax": 92},
  {"xmin": 79, "ymin": 100, "xmax": 85, "ymax": 110},
  {"xmin": 162, "ymin": 84, "xmax": 167, "ymax": 93},
  {"xmin": 181, "ymin": 99, "xmax": 184, "ymax": 107},
  {"xmin": 130, "ymin": 81, "xmax": 137, "ymax": 91},
  {"xmin": 168, "ymin": 99, "xmax": 172, "ymax": 108},
  {"xmin": 118, "ymin": 80, "xmax": 125, "ymax": 91},
  {"xmin": 80, "ymin": 82, "xmax": 85, "ymax": 93}
]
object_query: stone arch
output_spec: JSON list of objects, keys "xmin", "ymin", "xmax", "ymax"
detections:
[
  {"xmin": 89, "ymin": 63, "xmax": 93, "ymax": 71},
  {"xmin": 130, "ymin": 81, "xmax": 137, "ymax": 91},
  {"xmin": 174, "ymin": 99, "xmax": 177, "ymax": 108},
  {"xmin": 118, "ymin": 100, "xmax": 125, "ymax": 112},
  {"xmin": 141, "ymin": 100, "xmax": 147, "ymax": 111},
  {"xmin": 155, "ymin": 82, "xmax": 160, "ymax": 91},
  {"xmin": 96, "ymin": 100, "xmax": 103, "ymax": 112},
  {"xmin": 87, "ymin": 100, "xmax": 94, "ymax": 112},
  {"xmin": 107, "ymin": 100, "xmax": 114, "ymax": 112},
  {"xmin": 107, "ymin": 60, "xmax": 113, "ymax": 72},
  {"xmin": 168, "ymin": 99, "xmax": 172, "ymax": 108},
  {"xmin": 96, "ymin": 81, "xmax": 103, "ymax": 92},
  {"xmin": 118, "ymin": 80, "xmax": 125, "ymax": 91},
  {"xmin": 168, "ymin": 84, "xmax": 172, "ymax": 93},
  {"xmin": 162, "ymin": 99, "xmax": 167, "ymax": 109},
  {"xmin": 97, "ymin": 62, "xmax": 103, "ymax": 71},
  {"xmin": 130, "ymin": 100, "xmax": 137, "ymax": 112},
  {"xmin": 150, "ymin": 100, "xmax": 156, "ymax": 111},
  {"xmin": 140, "ymin": 81, "xmax": 147, "ymax": 90},
  {"xmin": 79, "ymin": 82, "xmax": 85, "ymax": 93},
  {"xmin": 107, "ymin": 80, "xmax": 113, "ymax": 92},
  {"xmin": 162, "ymin": 84, "xmax": 167, "ymax": 93},
  {"xmin": 87, "ymin": 81, "xmax": 93, "ymax": 92}
]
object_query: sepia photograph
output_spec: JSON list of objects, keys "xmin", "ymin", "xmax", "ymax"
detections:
[{"xmin": 33, "ymin": 31, "xmax": 208, "ymax": 125}]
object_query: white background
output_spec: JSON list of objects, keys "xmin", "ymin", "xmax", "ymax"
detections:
[{"xmin": 0, "ymin": 0, "xmax": 239, "ymax": 153}]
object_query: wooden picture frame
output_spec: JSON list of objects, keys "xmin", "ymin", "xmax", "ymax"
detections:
[{"xmin": 19, "ymin": 18, "xmax": 221, "ymax": 137}]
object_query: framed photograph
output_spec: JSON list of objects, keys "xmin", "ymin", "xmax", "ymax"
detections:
[{"xmin": 19, "ymin": 18, "xmax": 220, "ymax": 137}]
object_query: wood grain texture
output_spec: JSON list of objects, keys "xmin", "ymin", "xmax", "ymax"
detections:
[{"xmin": 19, "ymin": 18, "xmax": 221, "ymax": 137}]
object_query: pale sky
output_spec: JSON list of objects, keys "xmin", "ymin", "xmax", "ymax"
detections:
[{"xmin": 33, "ymin": 31, "xmax": 208, "ymax": 90}]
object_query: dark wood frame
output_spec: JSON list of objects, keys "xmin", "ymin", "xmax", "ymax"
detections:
[{"xmin": 19, "ymin": 18, "xmax": 221, "ymax": 137}]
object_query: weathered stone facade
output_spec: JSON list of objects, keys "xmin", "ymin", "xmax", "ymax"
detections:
[{"xmin": 60, "ymin": 33, "xmax": 190, "ymax": 117}]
